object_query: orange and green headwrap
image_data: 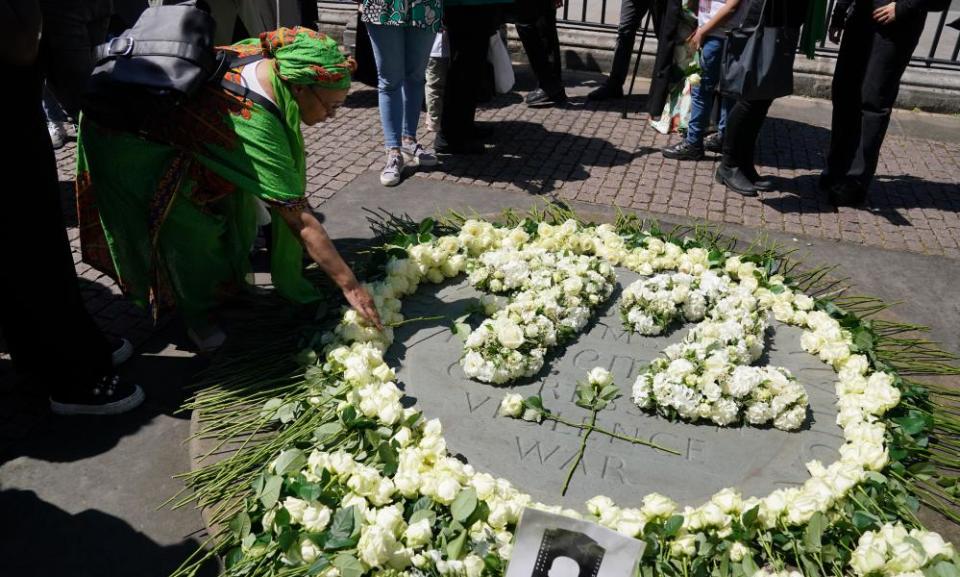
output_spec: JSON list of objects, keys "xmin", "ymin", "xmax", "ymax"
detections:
[{"xmin": 259, "ymin": 27, "xmax": 356, "ymax": 90}]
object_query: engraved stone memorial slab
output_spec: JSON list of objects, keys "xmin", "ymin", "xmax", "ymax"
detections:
[{"xmin": 387, "ymin": 270, "xmax": 843, "ymax": 508}]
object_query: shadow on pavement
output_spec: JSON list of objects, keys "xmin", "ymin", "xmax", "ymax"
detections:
[
  {"xmin": 0, "ymin": 489, "xmax": 218, "ymax": 577},
  {"xmin": 436, "ymin": 119, "xmax": 656, "ymax": 195},
  {"xmin": 0, "ymin": 322, "xmax": 207, "ymax": 465}
]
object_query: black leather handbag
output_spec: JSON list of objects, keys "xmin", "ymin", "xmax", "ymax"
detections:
[
  {"xmin": 83, "ymin": 0, "xmax": 227, "ymax": 132},
  {"xmin": 720, "ymin": 0, "xmax": 800, "ymax": 101},
  {"xmin": 83, "ymin": 0, "xmax": 285, "ymax": 132}
]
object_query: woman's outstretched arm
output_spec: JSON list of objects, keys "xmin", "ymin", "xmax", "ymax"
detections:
[{"xmin": 278, "ymin": 206, "xmax": 383, "ymax": 329}]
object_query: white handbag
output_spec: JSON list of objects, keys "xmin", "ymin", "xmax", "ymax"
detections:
[{"xmin": 487, "ymin": 33, "xmax": 515, "ymax": 94}]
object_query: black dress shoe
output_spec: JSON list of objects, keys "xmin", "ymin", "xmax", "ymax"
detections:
[
  {"xmin": 715, "ymin": 164, "xmax": 759, "ymax": 197},
  {"xmin": 662, "ymin": 140, "xmax": 705, "ymax": 161},
  {"xmin": 435, "ymin": 139, "xmax": 486, "ymax": 155},
  {"xmin": 828, "ymin": 182, "xmax": 867, "ymax": 207},
  {"xmin": 704, "ymin": 133, "xmax": 723, "ymax": 154},
  {"xmin": 525, "ymin": 88, "xmax": 567, "ymax": 107},
  {"xmin": 741, "ymin": 165, "xmax": 774, "ymax": 191},
  {"xmin": 587, "ymin": 84, "xmax": 624, "ymax": 101}
]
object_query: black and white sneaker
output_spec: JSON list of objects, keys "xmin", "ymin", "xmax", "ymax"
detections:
[
  {"xmin": 704, "ymin": 133, "xmax": 723, "ymax": 154},
  {"xmin": 524, "ymin": 88, "xmax": 568, "ymax": 107},
  {"xmin": 49, "ymin": 374, "xmax": 145, "ymax": 416},
  {"xmin": 662, "ymin": 140, "xmax": 705, "ymax": 161},
  {"xmin": 110, "ymin": 337, "xmax": 134, "ymax": 367}
]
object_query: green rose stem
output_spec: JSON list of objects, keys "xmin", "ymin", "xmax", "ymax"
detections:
[
  {"xmin": 544, "ymin": 413, "xmax": 681, "ymax": 455},
  {"xmin": 385, "ymin": 315, "xmax": 446, "ymax": 328},
  {"xmin": 561, "ymin": 409, "xmax": 598, "ymax": 496}
]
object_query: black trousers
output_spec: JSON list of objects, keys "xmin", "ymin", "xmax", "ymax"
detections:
[
  {"xmin": 721, "ymin": 98, "xmax": 773, "ymax": 170},
  {"xmin": 825, "ymin": 2, "xmax": 925, "ymax": 190},
  {"xmin": 441, "ymin": 5, "xmax": 503, "ymax": 144},
  {"xmin": 0, "ymin": 63, "xmax": 112, "ymax": 392},
  {"xmin": 513, "ymin": 0, "xmax": 564, "ymax": 94},
  {"xmin": 607, "ymin": 0, "xmax": 653, "ymax": 88}
]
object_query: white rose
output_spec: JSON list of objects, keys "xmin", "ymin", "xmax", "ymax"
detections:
[
  {"xmin": 496, "ymin": 321, "xmax": 525, "ymax": 350},
  {"xmin": 436, "ymin": 478, "xmax": 461, "ymax": 504},
  {"xmin": 404, "ymin": 519, "xmax": 433, "ymax": 548},
  {"xmin": 302, "ymin": 504, "xmax": 332, "ymax": 532},
  {"xmin": 499, "ymin": 394, "xmax": 524, "ymax": 418},
  {"xmin": 283, "ymin": 497, "xmax": 309, "ymax": 524},
  {"xmin": 358, "ymin": 526, "xmax": 396, "ymax": 568},
  {"xmin": 669, "ymin": 535, "xmax": 697, "ymax": 557},
  {"xmin": 464, "ymin": 554, "xmax": 486, "ymax": 577},
  {"xmin": 641, "ymin": 493, "xmax": 677, "ymax": 519},
  {"xmin": 300, "ymin": 537, "xmax": 321, "ymax": 562},
  {"xmin": 471, "ymin": 473, "xmax": 497, "ymax": 500},
  {"xmin": 729, "ymin": 542, "xmax": 749, "ymax": 562},
  {"xmin": 586, "ymin": 495, "xmax": 616, "ymax": 517},
  {"xmin": 587, "ymin": 367, "xmax": 614, "ymax": 387}
]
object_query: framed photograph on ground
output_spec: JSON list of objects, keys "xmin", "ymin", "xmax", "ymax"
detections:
[{"xmin": 506, "ymin": 508, "xmax": 646, "ymax": 577}]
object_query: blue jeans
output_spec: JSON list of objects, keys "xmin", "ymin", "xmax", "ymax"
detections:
[
  {"xmin": 365, "ymin": 24, "xmax": 437, "ymax": 149},
  {"xmin": 686, "ymin": 36, "xmax": 732, "ymax": 147}
]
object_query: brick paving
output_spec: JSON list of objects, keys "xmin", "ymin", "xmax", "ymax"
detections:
[{"xmin": 46, "ymin": 81, "xmax": 960, "ymax": 345}]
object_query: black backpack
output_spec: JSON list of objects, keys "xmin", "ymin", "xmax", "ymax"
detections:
[{"xmin": 83, "ymin": 0, "xmax": 281, "ymax": 133}]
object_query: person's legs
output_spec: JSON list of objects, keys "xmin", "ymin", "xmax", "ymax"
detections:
[
  {"xmin": 607, "ymin": 0, "xmax": 647, "ymax": 89},
  {"xmin": 440, "ymin": 6, "xmax": 496, "ymax": 152},
  {"xmin": 848, "ymin": 12, "xmax": 924, "ymax": 191},
  {"xmin": 686, "ymin": 37, "xmax": 723, "ymax": 147},
  {"xmin": 514, "ymin": 0, "xmax": 563, "ymax": 97},
  {"xmin": 538, "ymin": 3, "xmax": 564, "ymax": 94},
  {"xmin": 824, "ymin": 7, "xmax": 872, "ymax": 187},
  {"xmin": 39, "ymin": 0, "xmax": 111, "ymax": 120},
  {"xmin": 365, "ymin": 24, "xmax": 406, "ymax": 150},
  {"xmin": 425, "ymin": 57, "xmax": 448, "ymax": 132},
  {"xmin": 2, "ymin": 63, "xmax": 141, "ymax": 414},
  {"xmin": 400, "ymin": 27, "xmax": 439, "ymax": 143},
  {"xmin": 663, "ymin": 36, "xmax": 722, "ymax": 160},
  {"xmin": 365, "ymin": 24, "xmax": 408, "ymax": 184},
  {"xmin": 737, "ymin": 99, "xmax": 773, "ymax": 186}
]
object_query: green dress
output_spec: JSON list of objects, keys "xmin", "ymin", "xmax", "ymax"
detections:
[{"xmin": 76, "ymin": 41, "xmax": 320, "ymax": 327}]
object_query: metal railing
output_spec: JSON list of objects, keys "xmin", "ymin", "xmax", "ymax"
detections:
[
  {"xmin": 321, "ymin": 0, "xmax": 960, "ymax": 71},
  {"xmin": 557, "ymin": 0, "xmax": 960, "ymax": 70}
]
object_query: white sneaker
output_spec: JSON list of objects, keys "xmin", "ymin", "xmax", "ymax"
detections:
[
  {"xmin": 111, "ymin": 337, "xmax": 134, "ymax": 367},
  {"xmin": 401, "ymin": 142, "xmax": 438, "ymax": 168},
  {"xmin": 380, "ymin": 151, "xmax": 404, "ymax": 186},
  {"xmin": 48, "ymin": 121, "xmax": 68, "ymax": 150}
]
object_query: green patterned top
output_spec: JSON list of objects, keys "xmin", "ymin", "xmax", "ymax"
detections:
[{"xmin": 361, "ymin": 0, "xmax": 442, "ymax": 32}]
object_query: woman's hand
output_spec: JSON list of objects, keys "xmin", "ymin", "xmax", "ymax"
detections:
[
  {"xmin": 873, "ymin": 3, "xmax": 896, "ymax": 25},
  {"xmin": 277, "ymin": 206, "xmax": 383, "ymax": 331},
  {"xmin": 686, "ymin": 28, "xmax": 704, "ymax": 51},
  {"xmin": 342, "ymin": 279, "xmax": 383, "ymax": 330}
]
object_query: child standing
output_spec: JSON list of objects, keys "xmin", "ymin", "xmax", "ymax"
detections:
[
  {"xmin": 424, "ymin": 31, "xmax": 449, "ymax": 135},
  {"xmin": 662, "ymin": 0, "xmax": 746, "ymax": 160}
]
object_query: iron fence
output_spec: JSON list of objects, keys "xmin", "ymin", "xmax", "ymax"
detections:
[
  {"xmin": 323, "ymin": 0, "xmax": 959, "ymax": 70},
  {"xmin": 556, "ymin": 0, "xmax": 960, "ymax": 71}
]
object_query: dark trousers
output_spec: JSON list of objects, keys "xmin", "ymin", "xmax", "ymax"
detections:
[
  {"xmin": 607, "ymin": 0, "xmax": 653, "ymax": 88},
  {"xmin": 824, "ymin": 3, "xmax": 925, "ymax": 190},
  {"xmin": 722, "ymin": 98, "xmax": 773, "ymax": 170},
  {"xmin": 0, "ymin": 64, "xmax": 112, "ymax": 393},
  {"xmin": 513, "ymin": 0, "xmax": 564, "ymax": 94},
  {"xmin": 441, "ymin": 4, "xmax": 502, "ymax": 144},
  {"xmin": 38, "ymin": 0, "xmax": 112, "ymax": 120}
]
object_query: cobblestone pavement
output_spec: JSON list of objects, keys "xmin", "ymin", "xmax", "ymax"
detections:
[{"xmin": 47, "ymin": 79, "xmax": 960, "ymax": 346}]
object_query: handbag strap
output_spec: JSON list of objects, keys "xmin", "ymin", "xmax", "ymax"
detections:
[
  {"xmin": 738, "ymin": 0, "xmax": 771, "ymax": 33},
  {"xmin": 95, "ymin": 37, "xmax": 215, "ymax": 69},
  {"xmin": 218, "ymin": 53, "xmax": 285, "ymax": 124}
]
